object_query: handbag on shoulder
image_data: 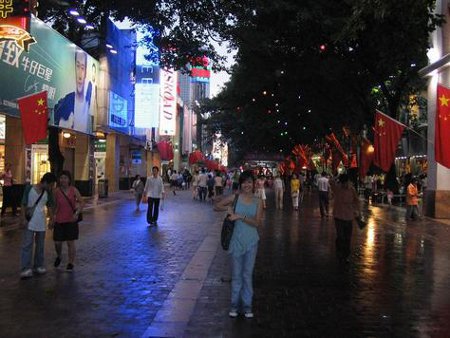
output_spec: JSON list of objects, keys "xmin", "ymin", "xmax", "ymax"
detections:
[
  {"xmin": 220, "ymin": 194, "xmax": 239, "ymax": 251},
  {"xmin": 60, "ymin": 188, "xmax": 83, "ymax": 223}
]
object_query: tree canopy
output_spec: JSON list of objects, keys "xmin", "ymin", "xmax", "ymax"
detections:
[{"xmin": 38, "ymin": 0, "xmax": 444, "ymax": 162}]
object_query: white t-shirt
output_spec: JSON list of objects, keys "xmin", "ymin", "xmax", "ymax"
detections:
[
  {"xmin": 317, "ymin": 176, "xmax": 330, "ymax": 192},
  {"xmin": 198, "ymin": 173, "xmax": 208, "ymax": 187},
  {"xmin": 26, "ymin": 187, "xmax": 50, "ymax": 232},
  {"xmin": 143, "ymin": 176, "xmax": 165, "ymax": 198},
  {"xmin": 273, "ymin": 178, "xmax": 284, "ymax": 190}
]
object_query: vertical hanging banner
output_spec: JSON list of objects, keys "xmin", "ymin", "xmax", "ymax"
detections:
[
  {"xmin": 17, "ymin": 90, "xmax": 48, "ymax": 144},
  {"xmin": 373, "ymin": 110, "xmax": 405, "ymax": 172},
  {"xmin": 159, "ymin": 68, "xmax": 177, "ymax": 135},
  {"xmin": 436, "ymin": 84, "xmax": 450, "ymax": 169}
]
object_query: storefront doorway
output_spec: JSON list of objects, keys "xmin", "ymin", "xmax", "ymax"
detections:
[{"xmin": 31, "ymin": 144, "xmax": 50, "ymax": 184}]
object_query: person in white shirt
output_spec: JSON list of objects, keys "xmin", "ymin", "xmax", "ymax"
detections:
[
  {"xmin": 317, "ymin": 172, "xmax": 330, "ymax": 217},
  {"xmin": 143, "ymin": 166, "xmax": 165, "ymax": 226},
  {"xmin": 20, "ymin": 172, "xmax": 57, "ymax": 279},
  {"xmin": 197, "ymin": 169, "xmax": 208, "ymax": 201},
  {"xmin": 214, "ymin": 172, "xmax": 224, "ymax": 196},
  {"xmin": 273, "ymin": 175, "xmax": 285, "ymax": 209}
]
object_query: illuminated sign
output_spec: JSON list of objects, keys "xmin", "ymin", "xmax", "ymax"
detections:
[
  {"xmin": 134, "ymin": 29, "xmax": 160, "ymax": 129},
  {"xmin": 109, "ymin": 91, "xmax": 127, "ymax": 128},
  {"xmin": 0, "ymin": 0, "xmax": 30, "ymax": 19},
  {"xmin": 0, "ymin": 24, "xmax": 35, "ymax": 51},
  {"xmin": 159, "ymin": 68, "xmax": 177, "ymax": 136},
  {"xmin": 135, "ymin": 83, "xmax": 160, "ymax": 128}
]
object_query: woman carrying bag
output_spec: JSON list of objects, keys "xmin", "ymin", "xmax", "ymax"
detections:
[
  {"xmin": 214, "ymin": 170, "xmax": 263, "ymax": 319},
  {"xmin": 51, "ymin": 171, "xmax": 84, "ymax": 272}
]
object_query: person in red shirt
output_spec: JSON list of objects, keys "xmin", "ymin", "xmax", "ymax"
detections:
[{"xmin": 51, "ymin": 171, "xmax": 84, "ymax": 272}]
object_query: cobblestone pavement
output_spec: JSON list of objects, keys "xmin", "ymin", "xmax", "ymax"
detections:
[{"xmin": 1, "ymin": 188, "xmax": 450, "ymax": 337}]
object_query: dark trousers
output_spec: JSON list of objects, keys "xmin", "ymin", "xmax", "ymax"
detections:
[
  {"xmin": 334, "ymin": 218, "xmax": 353, "ymax": 260},
  {"xmin": 1, "ymin": 186, "xmax": 17, "ymax": 216},
  {"xmin": 198, "ymin": 187, "xmax": 207, "ymax": 201},
  {"xmin": 146, "ymin": 197, "xmax": 160, "ymax": 224},
  {"xmin": 318, "ymin": 191, "xmax": 329, "ymax": 216}
]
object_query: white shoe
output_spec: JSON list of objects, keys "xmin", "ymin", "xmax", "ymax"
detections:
[
  {"xmin": 228, "ymin": 309, "xmax": 238, "ymax": 318},
  {"xmin": 244, "ymin": 311, "xmax": 254, "ymax": 319},
  {"xmin": 20, "ymin": 269, "xmax": 33, "ymax": 279},
  {"xmin": 36, "ymin": 267, "xmax": 47, "ymax": 274}
]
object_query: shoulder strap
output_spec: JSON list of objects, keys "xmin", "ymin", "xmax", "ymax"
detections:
[
  {"xmin": 60, "ymin": 187, "xmax": 76, "ymax": 212},
  {"xmin": 232, "ymin": 194, "xmax": 239, "ymax": 212},
  {"xmin": 33, "ymin": 189, "xmax": 45, "ymax": 207}
]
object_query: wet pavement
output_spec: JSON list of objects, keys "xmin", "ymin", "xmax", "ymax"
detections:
[{"xmin": 0, "ymin": 188, "xmax": 450, "ymax": 337}]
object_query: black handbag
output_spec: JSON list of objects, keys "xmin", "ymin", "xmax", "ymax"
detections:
[
  {"xmin": 60, "ymin": 188, "xmax": 83, "ymax": 223},
  {"xmin": 221, "ymin": 194, "xmax": 239, "ymax": 251}
]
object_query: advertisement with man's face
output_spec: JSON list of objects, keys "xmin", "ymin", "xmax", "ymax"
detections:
[{"xmin": 0, "ymin": 17, "xmax": 98, "ymax": 134}]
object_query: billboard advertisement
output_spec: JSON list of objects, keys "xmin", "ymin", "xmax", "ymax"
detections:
[
  {"xmin": 0, "ymin": 17, "xmax": 99, "ymax": 134},
  {"xmin": 159, "ymin": 68, "xmax": 177, "ymax": 136},
  {"xmin": 109, "ymin": 91, "xmax": 128, "ymax": 128},
  {"xmin": 134, "ymin": 30, "xmax": 160, "ymax": 129}
]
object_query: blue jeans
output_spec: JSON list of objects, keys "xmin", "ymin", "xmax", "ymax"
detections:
[
  {"xmin": 231, "ymin": 244, "xmax": 258, "ymax": 311},
  {"xmin": 21, "ymin": 229, "xmax": 46, "ymax": 270}
]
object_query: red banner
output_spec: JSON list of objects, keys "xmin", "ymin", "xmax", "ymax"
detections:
[
  {"xmin": 373, "ymin": 110, "xmax": 405, "ymax": 172},
  {"xmin": 156, "ymin": 141, "xmax": 174, "ymax": 161},
  {"xmin": 17, "ymin": 91, "xmax": 48, "ymax": 145},
  {"xmin": 359, "ymin": 137, "xmax": 374, "ymax": 178},
  {"xmin": 436, "ymin": 84, "xmax": 450, "ymax": 168}
]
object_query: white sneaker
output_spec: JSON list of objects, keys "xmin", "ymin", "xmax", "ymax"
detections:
[
  {"xmin": 244, "ymin": 311, "xmax": 254, "ymax": 319},
  {"xmin": 20, "ymin": 269, "xmax": 33, "ymax": 279},
  {"xmin": 35, "ymin": 267, "xmax": 47, "ymax": 274},
  {"xmin": 228, "ymin": 309, "xmax": 238, "ymax": 318}
]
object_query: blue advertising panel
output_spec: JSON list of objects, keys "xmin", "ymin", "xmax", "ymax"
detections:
[{"xmin": 109, "ymin": 91, "xmax": 128, "ymax": 128}]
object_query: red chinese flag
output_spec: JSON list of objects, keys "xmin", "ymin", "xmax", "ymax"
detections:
[
  {"xmin": 436, "ymin": 84, "xmax": 450, "ymax": 169},
  {"xmin": 17, "ymin": 91, "xmax": 48, "ymax": 145},
  {"xmin": 373, "ymin": 110, "xmax": 405, "ymax": 172}
]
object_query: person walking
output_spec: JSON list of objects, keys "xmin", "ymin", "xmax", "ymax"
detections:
[
  {"xmin": 197, "ymin": 169, "xmax": 208, "ymax": 201},
  {"xmin": 290, "ymin": 174, "xmax": 300, "ymax": 211},
  {"xmin": 143, "ymin": 166, "xmax": 165, "ymax": 226},
  {"xmin": 191, "ymin": 170, "xmax": 199, "ymax": 200},
  {"xmin": 317, "ymin": 172, "xmax": 330, "ymax": 217},
  {"xmin": 1, "ymin": 163, "xmax": 18, "ymax": 216},
  {"xmin": 330, "ymin": 174, "xmax": 360, "ymax": 263},
  {"xmin": 406, "ymin": 177, "xmax": 421, "ymax": 220},
  {"xmin": 273, "ymin": 174, "xmax": 285, "ymax": 209},
  {"xmin": 19, "ymin": 172, "xmax": 57, "ymax": 279},
  {"xmin": 254, "ymin": 175, "xmax": 267, "ymax": 209},
  {"xmin": 214, "ymin": 171, "xmax": 224, "ymax": 196},
  {"xmin": 131, "ymin": 175, "xmax": 144, "ymax": 211},
  {"xmin": 214, "ymin": 170, "xmax": 263, "ymax": 319},
  {"xmin": 52, "ymin": 171, "xmax": 85, "ymax": 272}
]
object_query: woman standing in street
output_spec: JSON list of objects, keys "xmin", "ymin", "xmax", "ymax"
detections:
[
  {"xmin": 330, "ymin": 173, "xmax": 360, "ymax": 263},
  {"xmin": 290, "ymin": 174, "xmax": 300, "ymax": 211},
  {"xmin": 254, "ymin": 175, "xmax": 267, "ymax": 209},
  {"xmin": 52, "ymin": 171, "xmax": 84, "ymax": 272},
  {"xmin": 1, "ymin": 163, "xmax": 17, "ymax": 216},
  {"xmin": 214, "ymin": 170, "xmax": 263, "ymax": 319},
  {"xmin": 131, "ymin": 175, "xmax": 144, "ymax": 211}
]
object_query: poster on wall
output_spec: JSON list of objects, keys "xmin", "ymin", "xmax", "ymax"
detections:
[
  {"xmin": 109, "ymin": 91, "xmax": 128, "ymax": 129},
  {"xmin": 0, "ymin": 17, "xmax": 99, "ymax": 134},
  {"xmin": 159, "ymin": 68, "xmax": 177, "ymax": 136}
]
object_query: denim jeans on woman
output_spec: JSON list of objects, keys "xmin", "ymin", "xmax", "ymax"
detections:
[
  {"xmin": 21, "ymin": 229, "xmax": 46, "ymax": 270},
  {"xmin": 231, "ymin": 244, "xmax": 258, "ymax": 312}
]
